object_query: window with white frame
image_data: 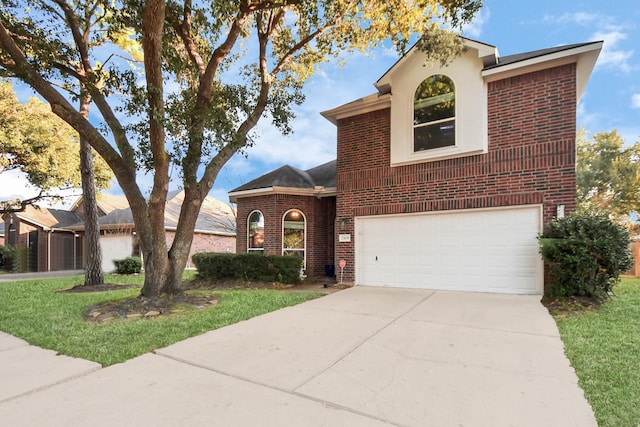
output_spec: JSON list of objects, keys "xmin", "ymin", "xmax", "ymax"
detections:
[
  {"xmin": 247, "ymin": 210, "xmax": 264, "ymax": 252},
  {"xmin": 282, "ymin": 209, "xmax": 305, "ymax": 266},
  {"xmin": 413, "ymin": 74, "xmax": 456, "ymax": 152}
]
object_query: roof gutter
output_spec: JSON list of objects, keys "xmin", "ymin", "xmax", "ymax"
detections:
[
  {"xmin": 229, "ymin": 186, "xmax": 337, "ymax": 203},
  {"xmin": 482, "ymin": 42, "xmax": 602, "ymax": 103}
]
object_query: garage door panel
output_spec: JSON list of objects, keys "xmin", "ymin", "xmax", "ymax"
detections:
[{"xmin": 355, "ymin": 206, "xmax": 542, "ymax": 294}]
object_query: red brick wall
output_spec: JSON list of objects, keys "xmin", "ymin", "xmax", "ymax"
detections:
[
  {"xmin": 165, "ymin": 231, "xmax": 236, "ymax": 269},
  {"xmin": 236, "ymin": 194, "xmax": 336, "ymax": 277},
  {"xmin": 336, "ymin": 64, "xmax": 578, "ymax": 282}
]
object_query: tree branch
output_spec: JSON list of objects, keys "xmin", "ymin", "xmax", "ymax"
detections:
[
  {"xmin": 0, "ymin": 191, "xmax": 59, "ymax": 214},
  {"xmin": 166, "ymin": 1, "xmax": 205, "ymax": 75}
]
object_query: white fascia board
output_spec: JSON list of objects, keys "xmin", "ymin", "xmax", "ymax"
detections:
[
  {"xmin": 14, "ymin": 214, "xmax": 50, "ymax": 231},
  {"xmin": 228, "ymin": 187, "xmax": 276, "ymax": 203},
  {"xmin": 482, "ymin": 42, "xmax": 602, "ymax": 103},
  {"xmin": 320, "ymin": 93, "xmax": 391, "ymax": 125},
  {"xmin": 375, "ymin": 39, "xmax": 498, "ymax": 91},
  {"xmin": 229, "ymin": 186, "xmax": 336, "ymax": 203}
]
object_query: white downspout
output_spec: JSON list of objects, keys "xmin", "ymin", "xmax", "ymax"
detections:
[{"xmin": 47, "ymin": 230, "xmax": 51, "ymax": 272}]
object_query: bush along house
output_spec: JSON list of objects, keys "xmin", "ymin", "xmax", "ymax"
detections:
[{"xmin": 229, "ymin": 38, "xmax": 602, "ymax": 294}]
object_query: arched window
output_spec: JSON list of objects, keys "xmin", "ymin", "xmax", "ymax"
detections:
[
  {"xmin": 247, "ymin": 210, "xmax": 264, "ymax": 252},
  {"xmin": 413, "ymin": 74, "xmax": 455, "ymax": 152},
  {"xmin": 282, "ymin": 209, "xmax": 305, "ymax": 266}
]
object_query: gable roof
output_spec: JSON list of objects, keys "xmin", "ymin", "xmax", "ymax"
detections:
[
  {"xmin": 14, "ymin": 205, "xmax": 82, "ymax": 230},
  {"xmin": 68, "ymin": 190, "xmax": 235, "ymax": 236},
  {"xmin": 375, "ymin": 37, "xmax": 498, "ymax": 93},
  {"xmin": 483, "ymin": 42, "xmax": 600, "ymax": 70},
  {"xmin": 228, "ymin": 160, "xmax": 336, "ymax": 202},
  {"xmin": 95, "ymin": 193, "xmax": 130, "ymax": 214},
  {"xmin": 164, "ymin": 190, "xmax": 236, "ymax": 235},
  {"xmin": 70, "ymin": 193, "xmax": 130, "ymax": 215},
  {"xmin": 323, "ymin": 39, "xmax": 602, "ymax": 125}
]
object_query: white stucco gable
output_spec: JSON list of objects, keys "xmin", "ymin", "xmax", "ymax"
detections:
[
  {"xmin": 378, "ymin": 40, "xmax": 493, "ymax": 166},
  {"xmin": 321, "ymin": 38, "xmax": 602, "ymax": 167}
]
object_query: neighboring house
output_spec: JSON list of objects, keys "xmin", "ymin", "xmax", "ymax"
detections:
[
  {"xmin": 230, "ymin": 38, "xmax": 602, "ymax": 294},
  {"xmin": 2, "ymin": 206, "xmax": 82, "ymax": 272},
  {"xmin": 3, "ymin": 190, "xmax": 236, "ymax": 272}
]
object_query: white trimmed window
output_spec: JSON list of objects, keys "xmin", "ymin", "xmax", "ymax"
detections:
[
  {"xmin": 282, "ymin": 209, "xmax": 305, "ymax": 267},
  {"xmin": 388, "ymin": 48, "xmax": 487, "ymax": 166},
  {"xmin": 247, "ymin": 210, "xmax": 264, "ymax": 253},
  {"xmin": 413, "ymin": 74, "xmax": 456, "ymax": 152}
]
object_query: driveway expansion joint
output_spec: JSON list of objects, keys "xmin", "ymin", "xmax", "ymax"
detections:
[{"xmin": 152, "ymin": 351, "xmax": 401, "ymax": 426}]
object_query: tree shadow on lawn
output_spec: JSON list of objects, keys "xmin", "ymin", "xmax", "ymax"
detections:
[{"xmin": 59, "ymin": 277, "xmax": 344, "ymax": 323}]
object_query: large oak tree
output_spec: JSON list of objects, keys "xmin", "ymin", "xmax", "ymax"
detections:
[
  {"xmin": 577, "ymin": 129, "xmax": 640, "ymax": 219},
  {"xmin": 0, "ymin": 0, "xmax": 481, "ymax": 296}
]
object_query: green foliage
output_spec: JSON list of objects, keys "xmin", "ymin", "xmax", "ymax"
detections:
[
  {"xmin": 0, "ymin": 80, "xmax": 113, "ymax": 195},
  {"xmin": 538, "ymin": 211, "xmax": 633, "ymax": 298},
  {"xmin": 576, "ymin": 129, "xmax": 640, "ymax": 219},
  {"xmin": 0, "ymin": 245, "xmax": 17, "ymax": 272},
  {"xmin": 113, "ymin": 256, "xmax": 142, "ymax": 274},
  {"xmin": 192, "ymin": 252, "xmax": 302, "ymax": 284},
  {"xmin": 0, "ymin": 0, "xmax": 481, "ymax": 295}
]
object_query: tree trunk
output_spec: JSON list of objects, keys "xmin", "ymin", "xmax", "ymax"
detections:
[
  {"xmin": 138, "ymin": 187, "xmax": 203, "ymax": 297},
  {"xmin": 79, "ymin": 96, "xmax": 103, "ymax": 286}
]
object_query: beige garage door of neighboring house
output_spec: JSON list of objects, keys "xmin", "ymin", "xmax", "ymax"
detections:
[
  {"xmin": 355, "ymin": 206, "xmax": 543, "ymax": 294},
  {"xmin": 100, "ymin": 235, "xmax": 133, "ymax": 272}
]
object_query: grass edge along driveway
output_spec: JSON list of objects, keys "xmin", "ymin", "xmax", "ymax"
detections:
[
  {"xmin": 0, "ymin": 274, "xmax": 322, "ymax": 366},
  {"xmin": 552, "ymin": 277, "xmax": 640, "ymax": 427}
]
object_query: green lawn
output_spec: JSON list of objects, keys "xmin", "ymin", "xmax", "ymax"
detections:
[
  {"xmin": 0, "ymin": 274, "xmax": 321, "ymax": 366},
  {"xmin": 553, "ymin": 277, "xmax": 640, "ymax": 427}
]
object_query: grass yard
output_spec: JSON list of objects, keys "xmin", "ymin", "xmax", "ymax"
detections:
[
  {"xmin": 553, "ymin": 277, "xmax": 640, "ymax": 427},
  {"xmin": 0, "ymin": 274, "xmax": 321, "ymax": 366}
]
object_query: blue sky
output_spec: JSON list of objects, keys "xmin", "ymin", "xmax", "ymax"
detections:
[
  {"xmin": 2, "ymin": 0, "xmax": 639, "ymax": 207},
  {"xmin": 214, "ymin": 0, "xmax": 640, "ymax": 204}
]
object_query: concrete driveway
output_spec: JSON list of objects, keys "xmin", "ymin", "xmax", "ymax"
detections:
[{"xmin": 0, "ymin": 286, "xmax": 595, "ymax": 426}]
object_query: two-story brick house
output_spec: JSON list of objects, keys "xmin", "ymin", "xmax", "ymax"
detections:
[{"xmin": 230, "ymin": 38, "xmax": 602, "ymax": 294}]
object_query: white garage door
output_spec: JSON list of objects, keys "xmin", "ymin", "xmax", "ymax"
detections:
[
  {"xmin": 355, "ymin": 206, "xmax": 542, "ymax": 294},
  {"xmin": 100, "ymin": 235, "xmax": 133, "ymax": 272}
]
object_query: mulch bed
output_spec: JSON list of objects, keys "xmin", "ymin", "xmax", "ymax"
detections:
[
  {"xmin": 84, "ymin": 292, "xmax": 220, "ymax": 323},
  {"xmin": 70, "ymin": 277, "xmax": 350, "ymax": 323},
  {"xmin": 62, "ymin": 284, "xmax": 139, "ymax": 293},
  {"xmin": 541, "ymin": 295, "xmax": 604, "ymax": 316}
]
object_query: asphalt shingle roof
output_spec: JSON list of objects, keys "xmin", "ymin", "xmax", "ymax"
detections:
[
  {"xmin": 16, "ymin": 206, "xmax": 83, "ymax": 229},
  {"xmin": 231, "ymin": 159, "xmax": 336, "ymax": 192},
  {"xmin": 74, "ymin": 190, "xmax": 236, "ymax": 235},
  {"xmin": 484, "ymin": 42, "xmax": 600, "ymax": 70}
]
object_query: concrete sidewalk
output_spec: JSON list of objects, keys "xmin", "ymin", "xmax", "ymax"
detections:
[
  {"xmin": 0, "ymin": 270, "xmax": 85, "ymax": 282},
  {"xmin": 0, "ymin": 287, "xmax": 596, "ymax": 426}
]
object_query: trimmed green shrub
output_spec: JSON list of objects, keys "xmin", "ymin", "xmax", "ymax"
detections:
[
  {"xmin": 113, "ymin": 256, "xmax": 142, "ymax": 274},
  {"xmin": 538, "ymin": 212, "xmax": 633, "ymax": 298},
  {"xmin": 192, "ymin": 252, "xmax": 302, "ymax": 284},
  {"xmin": 0, "ymin": 245, "xmax": 17, "ymax": 272}
]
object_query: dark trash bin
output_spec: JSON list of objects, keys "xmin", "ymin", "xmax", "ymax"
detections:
[{"xmin": 325, "ymin": 264, "xmax": 335, "ymax": 277}]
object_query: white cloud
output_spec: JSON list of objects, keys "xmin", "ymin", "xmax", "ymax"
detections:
[
  {"xmin": 616, "ymin": 125, "xmax": 640, "ymax": 144},
  {"xmin": 463, "ymin": 9, "xmax": 489, "ymax": 39},
  {"xmin": 0, "ymin": 170, "xmax": 39, "ymax": 202},
  {"xmin": 591, "ymin": 28, "xmax": 634, "ymax": 72},
  {"xmin": 245, "ymin": 114, "xmax": 336, "ymax": 170},
  {"xmin": 632, "ymin": 93, "xmax": 640, "ymax": 109},
  {"xmin": 576, "ymin": 100, "xmax": 603, "ymax": 133},
  {"xmin": 544, "ymin": 12, "xmax": 600, "ymax": 25},
  {"xmin": 0, "ymin": 169, "xmax": 82, "ymax": 209},
  {"xmin": 542, "ymin": 11, "xmax": 635, "ymax": 73}
]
